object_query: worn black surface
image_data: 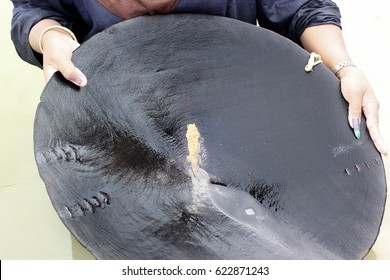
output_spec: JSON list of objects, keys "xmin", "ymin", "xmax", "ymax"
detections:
[{"xmin": 34, "ymin": 14, "xmax": 387, "ymax": 259}]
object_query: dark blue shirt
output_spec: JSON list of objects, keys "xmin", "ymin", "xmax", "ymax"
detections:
[{"xmin": 11, "ymin": 0, "xmax": 341, "ymax": 68}]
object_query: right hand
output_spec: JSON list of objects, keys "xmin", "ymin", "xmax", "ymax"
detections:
[
  {"xmin": 338, "ymin": 66, "xmax": 387, "ymax": 155},
  {"xmin": 40, "ymin": 29, "xmax": 87, "ymax": 86}
]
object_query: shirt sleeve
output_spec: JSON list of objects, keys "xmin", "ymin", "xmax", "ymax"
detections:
[
  {"xmin": 11, "ymin": 0, "xmax": 78, "ymax": 68},
  {"xmin": 257, "ymin": 0, "xmax": 341, "ymax": 44}
]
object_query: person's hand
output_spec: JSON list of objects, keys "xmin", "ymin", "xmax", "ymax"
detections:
[
  {"xmin": 337, "ymin": 66, "xmax": 387, "ymax": 155},
  {"xmin": 40, "ymin": 29, "xmax": 87, "ymax": 86}
]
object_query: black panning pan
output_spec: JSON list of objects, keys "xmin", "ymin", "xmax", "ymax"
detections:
[{"xmin": 34, "ymin": 14, "xmax": 387, "ymax": 259}]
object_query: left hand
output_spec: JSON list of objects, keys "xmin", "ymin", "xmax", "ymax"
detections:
[
  {"xmin": 337, "ymin": 66, "xmax": 387, "ymax": 155},
  {"xmin": 40, "ymin": 28, "xmax": 87, "ymax": 86}
]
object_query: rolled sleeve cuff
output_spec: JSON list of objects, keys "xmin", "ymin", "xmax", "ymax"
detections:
[{"xmin": 288, "ymin": 0, "xmax": 341, "ymax": 44}]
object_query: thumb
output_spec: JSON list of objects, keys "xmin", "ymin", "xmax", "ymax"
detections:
[
  {"xmin": 43, "ymin": 58, "xmax": 87, "ymax": 87},
  {"xmin": 56, "ymin": 59, "xmax": 87, "ymax": 87}
]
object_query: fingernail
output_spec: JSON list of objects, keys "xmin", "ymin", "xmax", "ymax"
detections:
[
  {"xmin": 352, "ymin": 117, "xmax": 361, "ymax": 139},
  {"xmin": 74, "ymin": 76, "xmax": 86, "ymax": 87}
]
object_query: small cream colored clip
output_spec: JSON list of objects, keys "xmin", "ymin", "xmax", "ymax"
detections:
[{"xmin": 305, "ymin": 52, "xmax": 322, "ymax": 73}]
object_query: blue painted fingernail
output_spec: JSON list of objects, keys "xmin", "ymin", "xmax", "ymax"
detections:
[{"xmin": 352, "ymin": 118, "xmax": 361, "ymax": 139}]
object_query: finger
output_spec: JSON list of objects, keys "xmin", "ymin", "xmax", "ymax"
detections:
[
  {"xmin": 368, "ymin": 126, "xmax": 388, "ymax": 155},
  {"xmin": 43, "ymin": 57, "xmax": 87, "ymax": 87},
  {"xmin": 363, "ymin": 101, "xmax": 388, "ymax": 155},
  {"xmin": 57, "ymin": 59, "xmax": 88, "ymax": 87},
  {"xmin": 341, "ymin": 86, "xmax": 363, "ymax": 139}
]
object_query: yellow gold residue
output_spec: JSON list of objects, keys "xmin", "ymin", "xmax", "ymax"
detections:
[
  {"xmin": 185, "ymin": 123, "xmax": 209, "ymax": 211},
  {"xmin": 186, "ymin": 123, "xmax": 201, "ymax": 166}
]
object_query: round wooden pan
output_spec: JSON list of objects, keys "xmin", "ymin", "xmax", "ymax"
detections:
[{"xmin": 34, "ymin": 14, "xmax": 387, "ymax": 259}]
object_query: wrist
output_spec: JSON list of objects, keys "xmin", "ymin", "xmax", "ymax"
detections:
[
  {"xmin": 332, "ymin": 60, "xmax": 356, "ymax": 76},
  {"xmin": 335, "ymin": 64, "xmax": 359, "ymax": 79},
  {"xmin": 39, "ymin": 26, "xmax": 78, "ymax": 54},
  {"xmin": 29, "ymin": 19, "xmax": 62, "ymax": 54}
]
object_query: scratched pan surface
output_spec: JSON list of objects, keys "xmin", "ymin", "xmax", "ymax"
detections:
[{"xmin": 34, "ymin": 14, "xmax": 387, "ymax": 259}]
